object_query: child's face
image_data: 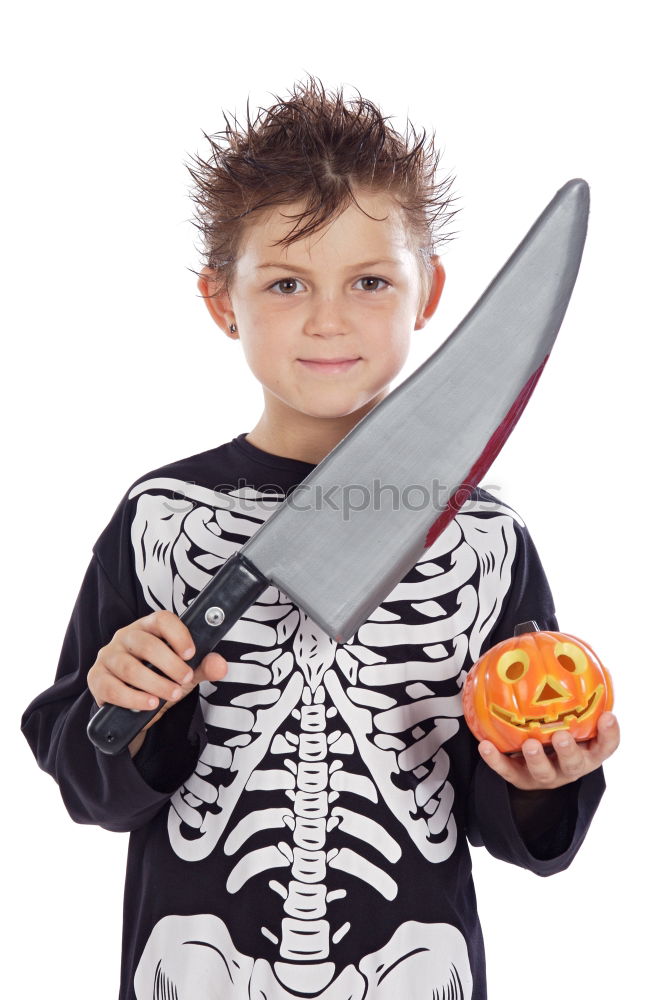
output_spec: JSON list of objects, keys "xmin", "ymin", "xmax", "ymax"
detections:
[{"xmin": 201, "ymin": 188, "xmax": 444, "ymax": 426}]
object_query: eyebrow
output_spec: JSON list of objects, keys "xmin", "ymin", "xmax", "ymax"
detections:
[{"xmin": 256, "ymin": 258, "xmax": 403, "ymax": 273}]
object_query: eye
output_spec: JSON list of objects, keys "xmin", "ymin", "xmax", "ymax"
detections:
[
  {"xmin": 496, "ymin": 649, "xmax": 529, "ymax": 683},
  {"xmin": 269, "ymin": 278, "xmax": 305, "ymax": 295},
  {"xmin": 554, "ymin": 642, "xmax": 588, "ymax": 674},
  {"xmin": 354, "ymin": 276, "xmax": 389, "ymax": 292}
]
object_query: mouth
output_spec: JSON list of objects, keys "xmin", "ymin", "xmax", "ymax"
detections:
[
  {"xmin": 489, "ymin": 686, "xmax": 603, "ymax": 733},
  {"xmin": 298, "ymin": 358, "xmax": 361, "ymax": 374}
]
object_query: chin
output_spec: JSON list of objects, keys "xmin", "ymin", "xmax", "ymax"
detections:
[
  {"xmin": 302, "ymin": 404, "xmax": 364, "ymax": 420},
  {"xmin": 267, "ymin": 380, "xmax": 390, "ymax": 422},
  {"xmin": 306, "ymin": 386, "xmax": 390, "ymax": 417}
]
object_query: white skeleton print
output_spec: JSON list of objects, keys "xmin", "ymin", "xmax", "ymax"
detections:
[
  {"xmin": 129, "ymin": 477, "xmax": 521, "ymax": 999},
  {"xmin": 135, "ymin": 915, "xmax": 472, "ymax": 999}
]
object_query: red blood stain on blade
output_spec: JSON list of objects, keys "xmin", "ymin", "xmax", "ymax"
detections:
[{"xmin": 424, "ymin": 356, "xmax": 550, "ymax": 550}]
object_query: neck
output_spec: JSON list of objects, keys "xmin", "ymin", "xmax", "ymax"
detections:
[{"xmin": 246, "ymin": 394, "xmax": 388, "ymax": 465}]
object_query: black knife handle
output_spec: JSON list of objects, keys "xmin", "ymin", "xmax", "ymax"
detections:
[{"xmin": 86, "ymin": 552, "xmax": 269, "ymax": 756}]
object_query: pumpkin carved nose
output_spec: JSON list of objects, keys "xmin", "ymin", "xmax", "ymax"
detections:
[{"xmin": 535, "ymin": 677, "xmax": 567, "ymax": 703}]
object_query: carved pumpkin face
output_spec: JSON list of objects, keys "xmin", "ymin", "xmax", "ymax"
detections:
[{"xmin": 462, "ymin": 627, "xmax": 614, "ymax": 753}]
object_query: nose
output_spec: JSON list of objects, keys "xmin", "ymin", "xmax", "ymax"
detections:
[
  {"xmin": 302, "ymin": 292, "xmax": 349, "ymax": 338},
  {"xmin": 534, "ymin": 676, "xmax": 568, "ymax": 704}
]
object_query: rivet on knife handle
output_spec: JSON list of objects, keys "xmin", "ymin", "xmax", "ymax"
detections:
[{"xmin": 86, "ymin": 553, "xmax": 269, "ymax": 755}]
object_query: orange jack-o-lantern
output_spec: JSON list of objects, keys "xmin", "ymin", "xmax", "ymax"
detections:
[{"xmin": 462, "ymin": 621, "xmax": 614, "ymax": 753}]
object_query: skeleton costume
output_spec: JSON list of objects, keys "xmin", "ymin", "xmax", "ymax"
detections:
[{"xmin": 22, "ymin": 433, "xmax": 605, "ymax": 1000}]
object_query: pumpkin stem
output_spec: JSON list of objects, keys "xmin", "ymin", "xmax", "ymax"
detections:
[{"xmin": 513, "ymin": 620, "xmax": 540, "ymax": 635}]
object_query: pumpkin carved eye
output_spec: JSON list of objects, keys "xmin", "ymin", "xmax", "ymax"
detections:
[
  {"xmin": 497, "ymin": 649, "xmax": 529, "ymax": 683},
  {"xmin": 554, "ymin": 642, "xmax": 588, "ymax": 674}
]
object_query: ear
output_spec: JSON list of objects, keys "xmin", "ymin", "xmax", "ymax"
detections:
[
  {"xmin": 197, "ymin": 267, "xmax": 239, "ymax": 339},
  {"xmin": 414, "ymin": 256, "xmax": 446, "ymax": 330}
]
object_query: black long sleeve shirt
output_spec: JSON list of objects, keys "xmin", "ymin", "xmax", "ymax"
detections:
[{"xmin": 21, "ymin": 433, "xmax": 605, "ymax": 1000}]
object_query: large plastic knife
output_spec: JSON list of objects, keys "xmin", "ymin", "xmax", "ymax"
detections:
[{"xmin": 88, "ymin": 178, "xmax": 589, "ymax": 755}]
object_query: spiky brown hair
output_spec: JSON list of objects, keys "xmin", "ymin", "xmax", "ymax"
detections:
[{"xmin": 188, "ymin": 74, "xmax": 457, "ymax": 297}]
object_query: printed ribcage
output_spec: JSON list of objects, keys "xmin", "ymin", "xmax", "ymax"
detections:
[{"xmin": 130, "ymin": 481, "xmax": 519, "ymax": 966}]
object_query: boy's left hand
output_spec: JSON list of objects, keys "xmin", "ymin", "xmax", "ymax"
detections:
[{"xmin": 478, "ymin": 711, "xmax": 620, "ymax": 790}]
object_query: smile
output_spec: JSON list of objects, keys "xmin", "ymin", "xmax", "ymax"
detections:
[
  {"xmin": 489, "ymin": 686, "xmax": 603, "ymax": 732},
  {"xmin": 298, "ymin": 359, "xmax": 360, "ymax": 374}
]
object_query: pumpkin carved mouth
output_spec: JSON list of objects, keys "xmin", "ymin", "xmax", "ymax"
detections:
[{"xmin": 490, "ymin": 686, "xmax": 603, "ymax": 732}]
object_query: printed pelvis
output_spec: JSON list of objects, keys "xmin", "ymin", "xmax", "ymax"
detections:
[{"xmin": 134, "ymin": 914, "xmax": 472, "ymax": 999}]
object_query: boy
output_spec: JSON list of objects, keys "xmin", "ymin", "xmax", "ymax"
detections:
[{"xmin": 21, "ymin": 76, "xmax": 619, "ymax": 999}]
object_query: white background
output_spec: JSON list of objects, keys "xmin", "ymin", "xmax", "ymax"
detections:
[{"xmin": 3, "ymin": 1, "xmax": 661, "ymax": 996}]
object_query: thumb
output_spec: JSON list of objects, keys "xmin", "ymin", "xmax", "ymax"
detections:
[{"xmin": 199, "ymin": 651, "xmax": 229, "ymax": 682}]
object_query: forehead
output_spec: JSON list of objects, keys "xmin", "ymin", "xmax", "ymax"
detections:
[{"xmin": 237, "ymin": 188, "xmax": 414, "ymax": 267}]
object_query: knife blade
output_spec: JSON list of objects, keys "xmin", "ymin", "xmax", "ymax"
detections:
[{"xmin": 87, "ymin": 178, "xmax": 589, "ymax": 755}]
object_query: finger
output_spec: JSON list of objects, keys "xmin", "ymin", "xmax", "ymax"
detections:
[
  {"xmin": 120, "ymin": 628, "xmax": 195, "ymax": 686},
  {"xmin": 478, "ymin": 741, "xmax": 532, "ymax": 789},
  {"xmin": 91, "ymin": 666, "xmax": 164, "ymax": 712},
  {"xmin": 110, "ymin": 652, "xmax": 193, "ymax": 703},
  {"xmin": 583, "ymin": 712, "xmax": 621, "ymax": 769},
  {"xmin": 99, "ymin": 651, "xmax": 182, "ymax": 705},
  {"xmin": 597, "ymin": 712, "xmax": 620, "ymax": 754},
  {"xmin": 551, "ymin": 731, "xmax": 588, "ymax": 781},
  {"xmin": 134, "ymin": 610, "xmax": 198, "ymax": 666},
  {"xmin": 196, "ymin": 652, "xmax": 228, "ymax": 683},
  {"xmin": 521, "ymin": 738, "xmax": 559, "ymax": 786}
]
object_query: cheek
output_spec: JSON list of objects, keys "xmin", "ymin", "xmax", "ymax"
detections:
[
  {"xmin": 236, "ymin": 334, "xmax": 282, "ymax": 386},
  {"xmin": 380, "ymin": 328, "xmax": 412, "ymax": 371},
  {"xmin": 235, "ymin": 307, "xmax": 285, "ymax": 356}
]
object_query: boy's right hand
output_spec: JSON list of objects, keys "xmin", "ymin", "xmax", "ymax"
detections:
[{"xmin": 87, "ymin": 609, "xmax": 228, "ymax": 731}]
